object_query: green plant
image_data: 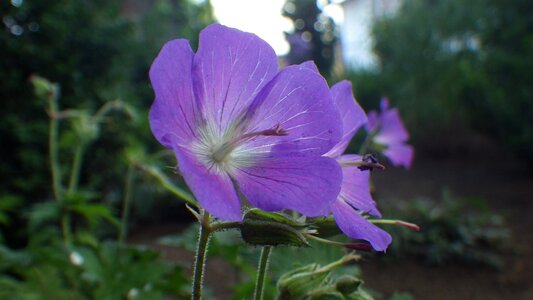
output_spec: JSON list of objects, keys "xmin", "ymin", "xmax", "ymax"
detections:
[{"xmin": 382, "ymin": 191, "xmax": 510, "ymax": 267}]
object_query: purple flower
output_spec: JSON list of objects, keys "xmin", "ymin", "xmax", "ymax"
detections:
[
  {"xmin": 367, "ymin": 98, "xmax": 414, "ymax": 169},
  {"xmin": 149, "ymin": 24, "xmax": 343, "ymax": 221},
  {"xmin": 300, "ymin": 61, "xmax": 391, "ymax": 251},
  {"xmin": 327, "ymin": 83, "xmax": 392, "ymax": 252}
]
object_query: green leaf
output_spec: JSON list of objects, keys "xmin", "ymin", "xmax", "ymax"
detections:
[
  {"xmin": 28, "ymin": 202, "xmax": 61, "ymax": 231},
  {"xmin": 69, "ymin": 203, "xmax": 119, "ymax": 227}
]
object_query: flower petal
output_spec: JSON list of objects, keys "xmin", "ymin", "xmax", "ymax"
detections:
[
  {"xmin": 374, "ymin": 107, "xmax": 409, "ymax": 145},
  {"xmin": 174, "ymin": 147, "xmax": 242, "ymax": 221},
  {"xmin": 384, "ymin": 143, "xmax": 414, "ymax": 169},
  {"xmin": 299, "ymin": 60, "xmax": 319, "ymax": 73},
  {"xmin": 149, "ymin": 39, "xmax": 198, "ymax": 148},
  {"xmin": 192, "ymin": 23, "xmax": 278, "ymax": 134},
  {"xmin": 365, "ymin": 110, "xmax": 379, "ymax": 132},
  {"xmin": 233, "ymin": 156, "xmax": 342, "ymax": 217},
  {"xmin": 325, "ymin": 81, "xmax": 367, "ymax": 157},
  {"xmin": 380, "ymin": 97, "xmax": 390, "ymax": 111},
  {"xmin": 337, "ymin": 155, "xmax": 381, "ymax": 217},
  {"xmin": 243, "ymin": 64, "xmax": 342, "ymax": 157},
  {"xmin": 331, "ymin": 200, "xmax": 392, "ymax": 251}
]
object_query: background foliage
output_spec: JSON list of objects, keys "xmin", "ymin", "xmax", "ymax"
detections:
[
  {"xmin": 1, "ymin": 1, "xmax": 213, "ymax": 298},
  {"xmin": 347, "ymin": 0, "xmax": 533, "ymax": 163},
  {"xmin": 0, "ymin": 0, "xmax": 213, "ymax": 246}
]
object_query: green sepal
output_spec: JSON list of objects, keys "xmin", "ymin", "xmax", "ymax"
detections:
[
  {"xmin": 244, "ymin": 208, "xmax": 308, "ymax": 228},
  {"xmin": 346, "ymin": 288, "xmax": 374, "ymax": 300},
  {"xmin": 309, "ymin": 217, "xmax": 342, "ymax": 238},
  {"xmin": 307, "ymin": 290, "xmax": 346, "ymax": 300}
]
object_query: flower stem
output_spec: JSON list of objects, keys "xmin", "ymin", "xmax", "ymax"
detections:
[
  {"xmin": 68, "ymin": 144, "xmax": 85, "ymax": 194},
  {"xmin": 192, "ymin": 212, "xmax": 211, "ymax": 300},
  {"xmin": 48, "ymin": 85, "xmax": 62, "ymax": 202},
  {"xmin": 61, "ymin": 214, "xmax": 72, "ymax": 246},
  {"xmin": 253, "ymin": 246, "xmax": 272, "ymax": 300},
  {"xmin": 136, "ymin": 163, "xmax": 197, "ymax": 207},
  {"xmin": 118, "ymin": 165, "xmax": 134, "ymax": 245},
  {"xmin": 316, "ymin": 253, "xmax": 360, "ymax": 273},
  {"xmin": 47, "ymin": 85, "xmax": 73, "ymax": 246},
  {"xmin": 306, "ymin": 234, "xmax": 346, "ymax": 247}
]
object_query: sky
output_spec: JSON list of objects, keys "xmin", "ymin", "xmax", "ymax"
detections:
[{"xmin": 210, "ymin": 0, "xmax": 343, "ymax": 56}]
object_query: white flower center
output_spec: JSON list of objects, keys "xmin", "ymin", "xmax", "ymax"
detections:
[{"xmin": 192, "ymin": 121, "xmax": 287, "ymax": 175}]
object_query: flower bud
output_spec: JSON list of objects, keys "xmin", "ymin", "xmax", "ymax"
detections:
[
  {"xmin": 30, "ymin": 75, "xmax": 58, "ymax": 100},
  {"xmin": 240, "ymin": 219, "xmax": 309, "ymax": 247},
  {"xmin": 276, "ymin": 264, "xmax": 329, "ymax": 299},
  {"xmin": 73, "ymin": 114, "xmax": 100, "ymax": 144},
  {"xmin": 240, "ymin": 209, "xmax": 310, "ymax": 246},
  {"xmin": 335, "ymin": 275, "xmax": 362, "ymax": 296}
]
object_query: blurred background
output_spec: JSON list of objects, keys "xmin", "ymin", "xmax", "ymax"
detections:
[{"xmin": 1, "ymin": 0, "xmax": 532, "ymax": 299}]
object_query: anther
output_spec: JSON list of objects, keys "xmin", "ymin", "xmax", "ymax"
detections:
[
  {"xmin": 260, "ymin": 123, "xmax": 288, "ymax": 136},
  {"xmin": 358, "ymin": 153, "xmax": 385, "ymax": 171}
]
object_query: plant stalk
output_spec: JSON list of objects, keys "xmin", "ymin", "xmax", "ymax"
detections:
[
  {"xmin": 48, "ymin": 86, "xmax": 62, "ymax": 201},
  {"xmin": 68, "ymin": 144, "xmax": 85, "ymax": 194},
  {"xmin": 61, "ymin": 213, "xmax": 72, "ymax": 246},
  {"xmin": 47, "ymin": 85, "xmax": 73, "ymax": 246},
  {"xmin": 192, "ymin": 212, "xmax": 211, "ymax": 300},
  {"xmin": 253, "ymin": 246, "xmax": 272, "ymax": 300},
  {"xmin": 119, "ymin": 165, "xmax": 134, "ymax": 245},
  {"xmin": 136, "ymin": 163, "xmax": 196, "ymax": 207}
]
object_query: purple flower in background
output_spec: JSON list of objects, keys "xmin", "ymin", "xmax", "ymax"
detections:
[
  {"xmin": 149, "ymin": 24, "xmax": 343, "ymax": 221},
  {"xmin": 367, "ymin": 98, "xmax": 414, "ymax": 169},
  {"xmin": 326, "ymin": 82, "xmax": 392, "ymax": 252},
  {"xmin": 300, "ymin": 61, "xmax": 391, "ymax": 251}
]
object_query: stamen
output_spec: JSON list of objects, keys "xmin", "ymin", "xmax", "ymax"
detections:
[
  {"xmin": 370, "ymin": 219, "xmax": 421, "ymax": 231},
  {"xmin": 340, "ymin": 154, "xmax": 385, "ymax": 171},
  {"xmin": 241, "ymin": 123, "xmax": 288, "ymax": 139}
]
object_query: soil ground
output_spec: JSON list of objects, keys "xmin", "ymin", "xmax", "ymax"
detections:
[
  {"xmin": 129, "ymin": 132, "xmax": 533, "ymax": 299},
  {"xmin": 364, "ymin": 137, "xmax": 533, "ymax": 300}
]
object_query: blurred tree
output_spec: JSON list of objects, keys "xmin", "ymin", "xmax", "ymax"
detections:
[
  {"xmin": 283, "ymin": 0, "xmax": 337, "ymax": 79},
  {"xmin": 350, "ymin": 0, "xmax": 532, "ymax": 163},
  {"xmin": 0, "ymin": 0, "xmax": 213, "ymax": 246}
]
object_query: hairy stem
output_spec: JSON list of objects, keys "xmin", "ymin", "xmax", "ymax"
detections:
[
  {"xmin": 192, "ymin": 212, "xmax": 211, "ymax": 300},
  {"xmin": 253, "ymin": 246, "xmax": 272, "ymax": 300},
  {"xmin": 119, "ymin": 165, "xmax": 134, "ymax": 245}
]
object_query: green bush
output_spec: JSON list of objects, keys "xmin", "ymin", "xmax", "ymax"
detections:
[{"xmin": 347, "ymin": 0, "xmax": 533, "ymax": 164}]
